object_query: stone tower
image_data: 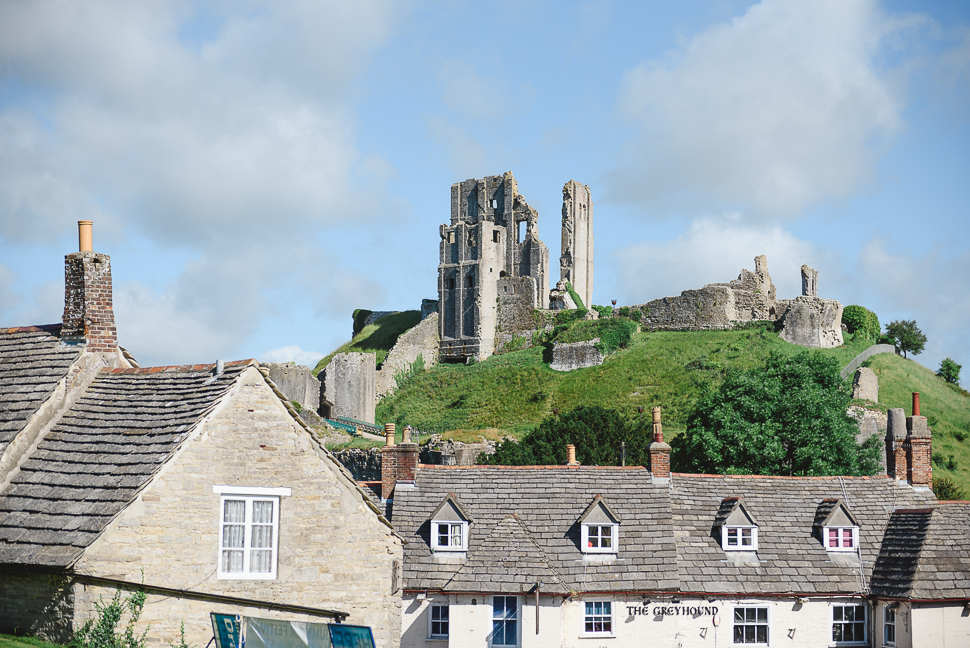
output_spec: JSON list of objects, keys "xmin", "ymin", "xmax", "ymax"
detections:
[
  {"xmin": 438, "ymin": 172, "xmax": 549, "ymax": 362},
  {"xmin": 560, "ymin": 180, "xmax": 594, "ymax": 308}
]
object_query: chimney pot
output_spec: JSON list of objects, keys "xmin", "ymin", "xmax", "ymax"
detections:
[
  {"xmin": 912, "ymin": 392, "xmax": 920, "ymax": 417},
  {"xmin": 402, "ymin": 425, "xmax": 412, "ymax": 444},
  {"xmin": 566, "ymin": 444, "xmax": 578, "ymax": 466},
  {"xmin": 78, "ymin": 220, "xmax": 93, "ymax": 252},
  {"xmin": 649, "ymin": 406, "xmax": 671, "ymax": 481},
  {"xmin": 384, "ymin": 422, "xmax": 396, "ymax": 447},
  {"xmin": 62, "ymin": 223, "xmax": 117, "ymax": 354}
]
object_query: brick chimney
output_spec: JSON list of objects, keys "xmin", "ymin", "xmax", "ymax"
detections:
[
  {"xmin": 381, "ymin": 423, "xmax": 418, "ymax": 500},
  {"xmin": 649, "ymin": 406, "xmax": 671, "ymax": 481},
  {"xmin": 62, "ymin": 220, "xmax": 117, "ymax": 353},
  {"xmin": 566, "ymin": 444, "xmax": 579, "ymax": 466},
  {"xmin": 886, "ymin": 408, "xmax": 908, "ymax": 480},
  {"xmin": 905, "ymin": 393, "xmax": 932, "ymax": 488}
]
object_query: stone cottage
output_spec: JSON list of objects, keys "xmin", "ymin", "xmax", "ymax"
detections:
[{"xmin": 0, "ymin": 223, "xmax": 403, "ymax": 646}]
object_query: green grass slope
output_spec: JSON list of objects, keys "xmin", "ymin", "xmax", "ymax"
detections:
[
  {"xmin": 867, "ymin": 353, "xmax": 970, "ymax": 490},
  {"xmin": 313, "ymin": 310, "xmax": 421, "ymax": 375},
  {"xmin": 377, "ymin": 326, "xmax": 872, "ymax": 435}
]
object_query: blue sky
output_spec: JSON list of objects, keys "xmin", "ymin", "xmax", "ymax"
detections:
[{"xmin": 0, "ymin": 0, "xmax": 967, "ymax": 380}]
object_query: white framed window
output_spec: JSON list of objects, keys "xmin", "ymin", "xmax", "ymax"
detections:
[
  {"xmin": 832, "ymin": 603, "xmax": 867, "ymax": 644},
  {"xmin": 581, "ymin": 523, "xmax": 618, "ymax": 554},
  {"xmin": 492, "ymin": 596, "xmax": 518, "ymax": 647},
  {"xmin": 217, "ymin": 495, "xmax": 280, "ymax": 579},
  {"xmin": 732, "ymin": 606, "xmax": 769, "ymax": 644},
  {"xmin": 431, "ymin": 521, "xmax": 468, "ymax": 552},
  {"xmin": 429, "ymin": 602, "xmax": 449, "ymax": 639},
  {"xmin": 582, "ymin": 600, "xmax": 613, "ymax": 636},
  {"xmin": 722, "ymin": 526, "xmax": 758, "ymax": 551},
  {"xmin": 883, "ymin": 605, "xmax": 896, "ymax": 646},
  {"xmin": 824, "ymin": 526, "xmax": 859, "ymax": 552}
]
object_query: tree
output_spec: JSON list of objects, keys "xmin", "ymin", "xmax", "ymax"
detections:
[
  {"xmin": 670, "ymin": 351, "xmax": 881, "ymax": 477},
  {"xmin": 884, "ymin": 319, "xmax": 926, "ymax": 358},
  {"xmin": 482, "ymin": 405, "xmax": 651, "ymax": 467},
  {"xmin": 932, "ymin": 476, "xmax": 967, "ymax": 501},
  {"xmin": 938, "ymin": 357, "xmax": 962, "ymax": 386}
]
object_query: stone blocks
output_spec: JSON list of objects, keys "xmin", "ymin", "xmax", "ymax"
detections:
[
  {"xmin": 62, "ymin": 251, "xmax": 117, "ymax": 353},
  {"xmin": 852, "ymin": 367, "xmax": 879, "ymax": 402},
  {"xmin": 778, "ymin": 296, "xmax": 844, "ymax": 349},
  {"xmin": 263, "ymin": 363, "xmax": 320, "ymax": 411},
  {"xmin": 550, "ymin": 339, "xmax": 604, "ymax": 372},
  {"xmin": 375, "ymin": 313, "xmax": 439, "ymax": 398},
  {"xmin": 560, "ymin": 180, "xmax": 594, "ymax": 308},
  {"xmin": 321, "ymin": 352, "xmax": 376, "ymax": 424}
]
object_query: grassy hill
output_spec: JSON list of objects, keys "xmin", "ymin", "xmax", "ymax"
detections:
[
  {"xmin": 313, "ymin": 310, "xmax": 421, "ymax": 375},
  {"xmin": 372, "ymin": 324, "xmax": 969, "ymax": 493}
]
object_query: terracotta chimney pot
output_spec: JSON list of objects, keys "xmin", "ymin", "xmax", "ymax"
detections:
[
  {"xmin": 78, "ymin": 220, "xmax": 93, "ymax": 252},
  {"xmin": 566, "ymin": 444, "xmax": 579, "ymax": 466},
  {"xmin": 912, "ymin": 392, "xmax": 920, "ymax": 417},
  {"xmin": 384, "ymin": 422, "xmax": 395, "ymax": 447}
]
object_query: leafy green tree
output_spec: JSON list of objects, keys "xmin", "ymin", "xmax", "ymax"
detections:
[
  {"xmin": 671, "ymin": 351, "xmax": 881, "ymax": 476},
  {"xmin": 482, "ymin": 405, "xmax": 651, "ymax": 467},
  {"xmin": 937, "ymin": 357, "xmax": 962, "ymax": 386},
  {"xmin": 884, "ymin": 319, "xmax": 926, "ymax": 358},
  {"xmin": 842, "ymin": 305, "xmax": 881, "ymax": 340},
  {"xmin": 932, "ymin": 476, "xmax": 967, "ymax": 501}
]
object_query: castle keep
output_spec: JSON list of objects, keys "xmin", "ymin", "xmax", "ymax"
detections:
[{"xmin": 438, "ymin": 172, "xmax": 593, "ymax": 362}]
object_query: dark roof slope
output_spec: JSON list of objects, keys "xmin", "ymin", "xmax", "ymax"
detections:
[
  {"xmin": 871, "ymin": 502, "xmax": 970, "ymax": 600},
  {"xmin": 0, "ymin": 360, "xmax": 252, "ymax": 567},
  {"xmin": 0, "ymin": 325, "xmax": 81, "ymax": 453},
  {"xmin": 392, "ymin": 466, "xmax": 678, "ymax": 593},
  {"xmin": 670, "ymin": 474, "xmax": 937, "ymax": 595}
]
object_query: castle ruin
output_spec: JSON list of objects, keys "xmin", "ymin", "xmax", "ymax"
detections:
[{"xmin": 438, "ymin": 172, "xmax": 594, "ymax": 362}]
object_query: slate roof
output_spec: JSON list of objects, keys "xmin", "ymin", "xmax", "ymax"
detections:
[
  {"xmin": 0, "ymin": 325, "xmax": 82, "ymax": 453},
  {"xmin": 392, "ymin": 466, "xmax": 677, "ymax": 593},
  {"xmin": 670, "ymin": 474, "xmax": 936, "ymax": 595},
  {"xmin": 871, "ymin": 502, "xmax": 970, "ymax": 600},
  {"xmin": 0, "ymin": 361, "xmax": 252, "ymax": 567}
]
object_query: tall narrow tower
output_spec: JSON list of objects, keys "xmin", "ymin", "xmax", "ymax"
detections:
[{"xmin": 560, "ymin": 180, "xmax": 594, "ymax": 308}]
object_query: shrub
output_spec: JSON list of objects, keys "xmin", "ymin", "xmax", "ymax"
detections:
[
  {"xmin": 842, "ymin": 306, "xmax": 880, "ymax": 340},
  {"xmin": 937, "ymin": 357, "xmax": 962, "ymax": 386},
  {"xmin": 70, "ymin": 588, "xmax": 148, "ymax": 648},
  {"xmin": 592, "ymin": 305, "xmax": 613, "ymax": 319},
  {"xmin": 352, "ymin": 309, "xmax": 373, "ymax": 337},
  {"xmin": 932, "ymin": 476, "xmax": 967, "ymax": 501},
  {"xmin": 617, "ymin": 306, "xmax": 630, "ymax": 319},
  {"xmin": 565, "ymin": 282, "xmax": 586, "ymax": 310},
  {"xmin": 555, "ymin": 308, "xmax": 587, "ymax": 327},
  {"xmin": 593, "ymin": 319, "xmax": 639, "ymax": 355}
]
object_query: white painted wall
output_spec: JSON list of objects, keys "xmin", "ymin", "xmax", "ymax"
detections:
[
  {"xmin": 911, "ymin": 602, "xmax": 970, "ymax": 648},
  {"xmin": 402, "ymin": 594, "xmax": 880, "ymax": 648}
]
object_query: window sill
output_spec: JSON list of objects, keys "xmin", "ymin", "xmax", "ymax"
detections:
[
  {"xmin": 217, "ymin": 573, "xmax": 277, "ymax": 580},
  {"xmin": 579, "ymin": 634, "xmax": 616, "ymax": 640}
]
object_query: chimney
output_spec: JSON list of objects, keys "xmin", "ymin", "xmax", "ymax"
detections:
[
  {"xmin": 886, "ymin": 408, "xmax": 908, "ymax": 480},
  {"xmin": 566, "ymin": 444, "xmax": 579, "ymax": 466},
  {"xmin": 905, "ymin": 395, "xmax": 932, "ymax": 489},
  {"xmin": 649, "ymin": 406, "xmax": 671, "ymax": 481},
  {"xmin": 62, "ymin": 221, "xmax": 117, "ymax": 353},
  {"xmin": 381, "ymin": 422, "xmax": 418, "ymax": 501}
]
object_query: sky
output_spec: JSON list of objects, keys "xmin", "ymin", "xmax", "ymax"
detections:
[{"xmin": 0, "ymin": 0, "xmax": 967, "ymax": 380}]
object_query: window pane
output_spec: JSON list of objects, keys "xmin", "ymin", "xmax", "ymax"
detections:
[
  {"xmin": 734, "ymin": 627, "xmax": 744, "ymax": 643},
  {"xmin": 223, "ymin": 524, "xmax": 244, "ymax": 548},
  {"xmin": 252, "ymin": 500, "xmax": 273, "ymax": 523},
  {"xmin": 251, "ymin": 548, "xmax": 272, "ymax": 573},
  {"xmin": 757, "ymin": 608, "xmax": 767, "ymax": 623},
  {"xmin": 222, "ymin": 549, "xmax": 243, "ymax": 573},
  {"xmin": 735, "ymin": 609, "xmax": 745, "ymax": 623},
  {"xmin": 224, "ymin": 499, "xmax": 245, "ymax": 523},
  {"xmin": 252, "ymin": 524, "xmax": 273, "ymax": 549}
]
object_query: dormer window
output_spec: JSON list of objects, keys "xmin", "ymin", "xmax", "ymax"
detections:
[
  {"xmin": 578, "ymin": 495, "xmax": 620, "ymax": 555},
  {"xmin": 430, "ymin": 493, "xmax": 471, "ymax": 553},
  {"xmin": 814, "ymin": 499, "xmax": 861, "ymax": 553},
  {"xmin": 714, "ymin": 497, "xmax": 759, "ymax": 552}
]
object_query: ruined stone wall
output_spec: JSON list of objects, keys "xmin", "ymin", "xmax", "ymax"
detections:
[
  {"xmin": 263, "ymin": 362, "xmax": 320, "ymax": 411},
  {"xmin": 560, "ymin": 180, "xmax": 593, "ymax": 308},
  {"xmin": 321, "ymin": 352, "xmax": 376, "ymax": 424},
  {"xmin": 376, "ymin": 313, "xmax": 440, "ymax": 398},
  {"xmin": 636, "ymin": 285, "xmax": 738, "ymax": 330},
  {"xmin": 778, "ymin": 296, "xmax": 844, "ymax": 349},
  {"xmin": 331, "ymin": 447, "xmax": 383, "ymax": 481},
  {"xmin": 550, "ymin": 339, "xmax": 605, "ymax": 372},
  {"xmin": 73, "ymin": 368, "xmax": 403, "ymax": 648}
]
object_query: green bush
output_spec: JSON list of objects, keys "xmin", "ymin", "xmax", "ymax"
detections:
[
  {"xmin": 938, "ymin": 357, "xmax": 962, "ymax": 386},
  {"xmin": 842, "ymin": 306, "xmax": 880, "ymax": 340},
  {"xmin": 932, "ymin": 476, "xmax": 967, "ymax": 501},
  {"xmin": 70, "ymin": 589, "xmax": 148, "ymax": 648},
  {"xmin": 565, "ymin": 282, "xmax": 586, "ymax": 310},
  {"xmin": 555, "ymin": 308, "xmax": 587, "ymax": 326},
  {"xmin": 593, "ymin": 319, "xmax": 639, "ymax": 355},
  {"xmin": 592, "ymin": 305, "xmax": 613, "ymax": 318}
]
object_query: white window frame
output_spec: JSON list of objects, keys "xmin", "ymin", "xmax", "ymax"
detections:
[
  {"xmin": 732, "ymin": 605, "xmax": 769, "ymax": 645},
  {"xmin": 491, "ymin": 595, "xmax": 518, "ymax": 648},
  {"xmin": 581, "ymin": 599, "xmax": 615, "ymax": 637},
  {"xmin": 216, "ymin": 493, "xmax": 282, "ymax": 580},
  {"xmin": 832, "ymin": 603, "xmax": 868, "ymax": 645},
  {"xmin": 722, "ymin": 525, "xmax": 758, "ymax": 551},
  {"xmin": 581, "ymin": 523, "xmax": 618, "ymax": 554},
  {"xmin": 824, "ymin": 526, "xmax": 859, "ymax": 552},
  {"xmin": 428, "ymin": 601, "xmax": 449, "ymax": 640},
  {"xmin": 431, "ymin": 520, "xmax": 468, "ymax": 552},
  {"xmin": 883, "ymin": 604, "xmax": 896, "ymax": 646}
]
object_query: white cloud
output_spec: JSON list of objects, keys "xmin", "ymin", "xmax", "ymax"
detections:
[
  {"xmin": 614, "ymin": 214, "xmax": 816, "ymax": 304},
  {"xmin": 259, "ymin": 345, "xmax": 325, "ymax": 368},
  {"xmin": 611, "ymin": 0, "xmax": 916, "ymax": 217}
]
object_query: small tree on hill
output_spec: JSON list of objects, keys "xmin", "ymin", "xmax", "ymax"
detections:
[
  {"xmin": 885, "ymin": 319, "xmax": 926, "ymax": 358},
  {"xmin": 938, "ymin": 357, "xmax": 962, "ymax": 386},
  {"xmin": 482, "ymin": 405, "xmax": 651, "ymax": 467},
  {"xmin": 670, "ymin": 351, "xmax": 881, "ymax": 476}
]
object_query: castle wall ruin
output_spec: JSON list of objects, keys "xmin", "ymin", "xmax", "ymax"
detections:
[{"xmin": 560, "ymin": 180, "xmax": 594, "ymax": 308}]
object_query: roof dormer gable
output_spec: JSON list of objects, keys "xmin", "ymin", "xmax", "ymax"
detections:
[
  {"xmin": 577, "ymin": 495, "xmax": 621, "ymax": 526},
  {"xmin": 714, "ymin": 497, "xmax": 759, "ymax": 551},
  {"xmin": 814, "ymin": 499, "xmax": 861, "ymax": 552},
  {"xmin": 429, "ymin": 493, "xmax": 470, "ymax": 553},
  {"xmin": 714, "ymin": 497, "xmax": 759, "ymax": 529},
  {"xmin": 430, "ymin": 493, "xmax": 471, "ymax": 523}
]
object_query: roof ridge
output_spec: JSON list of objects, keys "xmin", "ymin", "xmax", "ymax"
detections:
[
  {"xmin": 0, "ymin": 324, "xmax": 61, "ymax": 334},
  {"xmin": 103, "ymin": 359, "xmax": 257, "ymax": 374},
  {"xmin": 417, "ymin": 464, "xmax": 649, "ymax": 471},
  {"xmin": 673, "ymin": 472, "xmax": 890, "ymax": 481}
]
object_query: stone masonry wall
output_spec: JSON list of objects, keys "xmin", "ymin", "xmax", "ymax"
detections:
[
  {"xmin": 0, "ymin": 571, "xmax": 76, "ymax": 642},
  {"xmin": 263, "ymin": 362, "xmax": 320, "ymax": 411},
  {"xmin": 376, "ymin": 313, "xmax": 440, "ymax": 398},
  {"xmin": 62, "ymin": 252, "xmax": 117, "ymax": 352},
  {"xmin": 322, "ymin": 352, "xmax": 376, "ymax": 423},
  {"xmin": 73, "ymin": 368, "xmax": 402, "ymax": 647},
  {"xmin": 550, "ymin": 339, "xmax": 604, "ymax": 372}
]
